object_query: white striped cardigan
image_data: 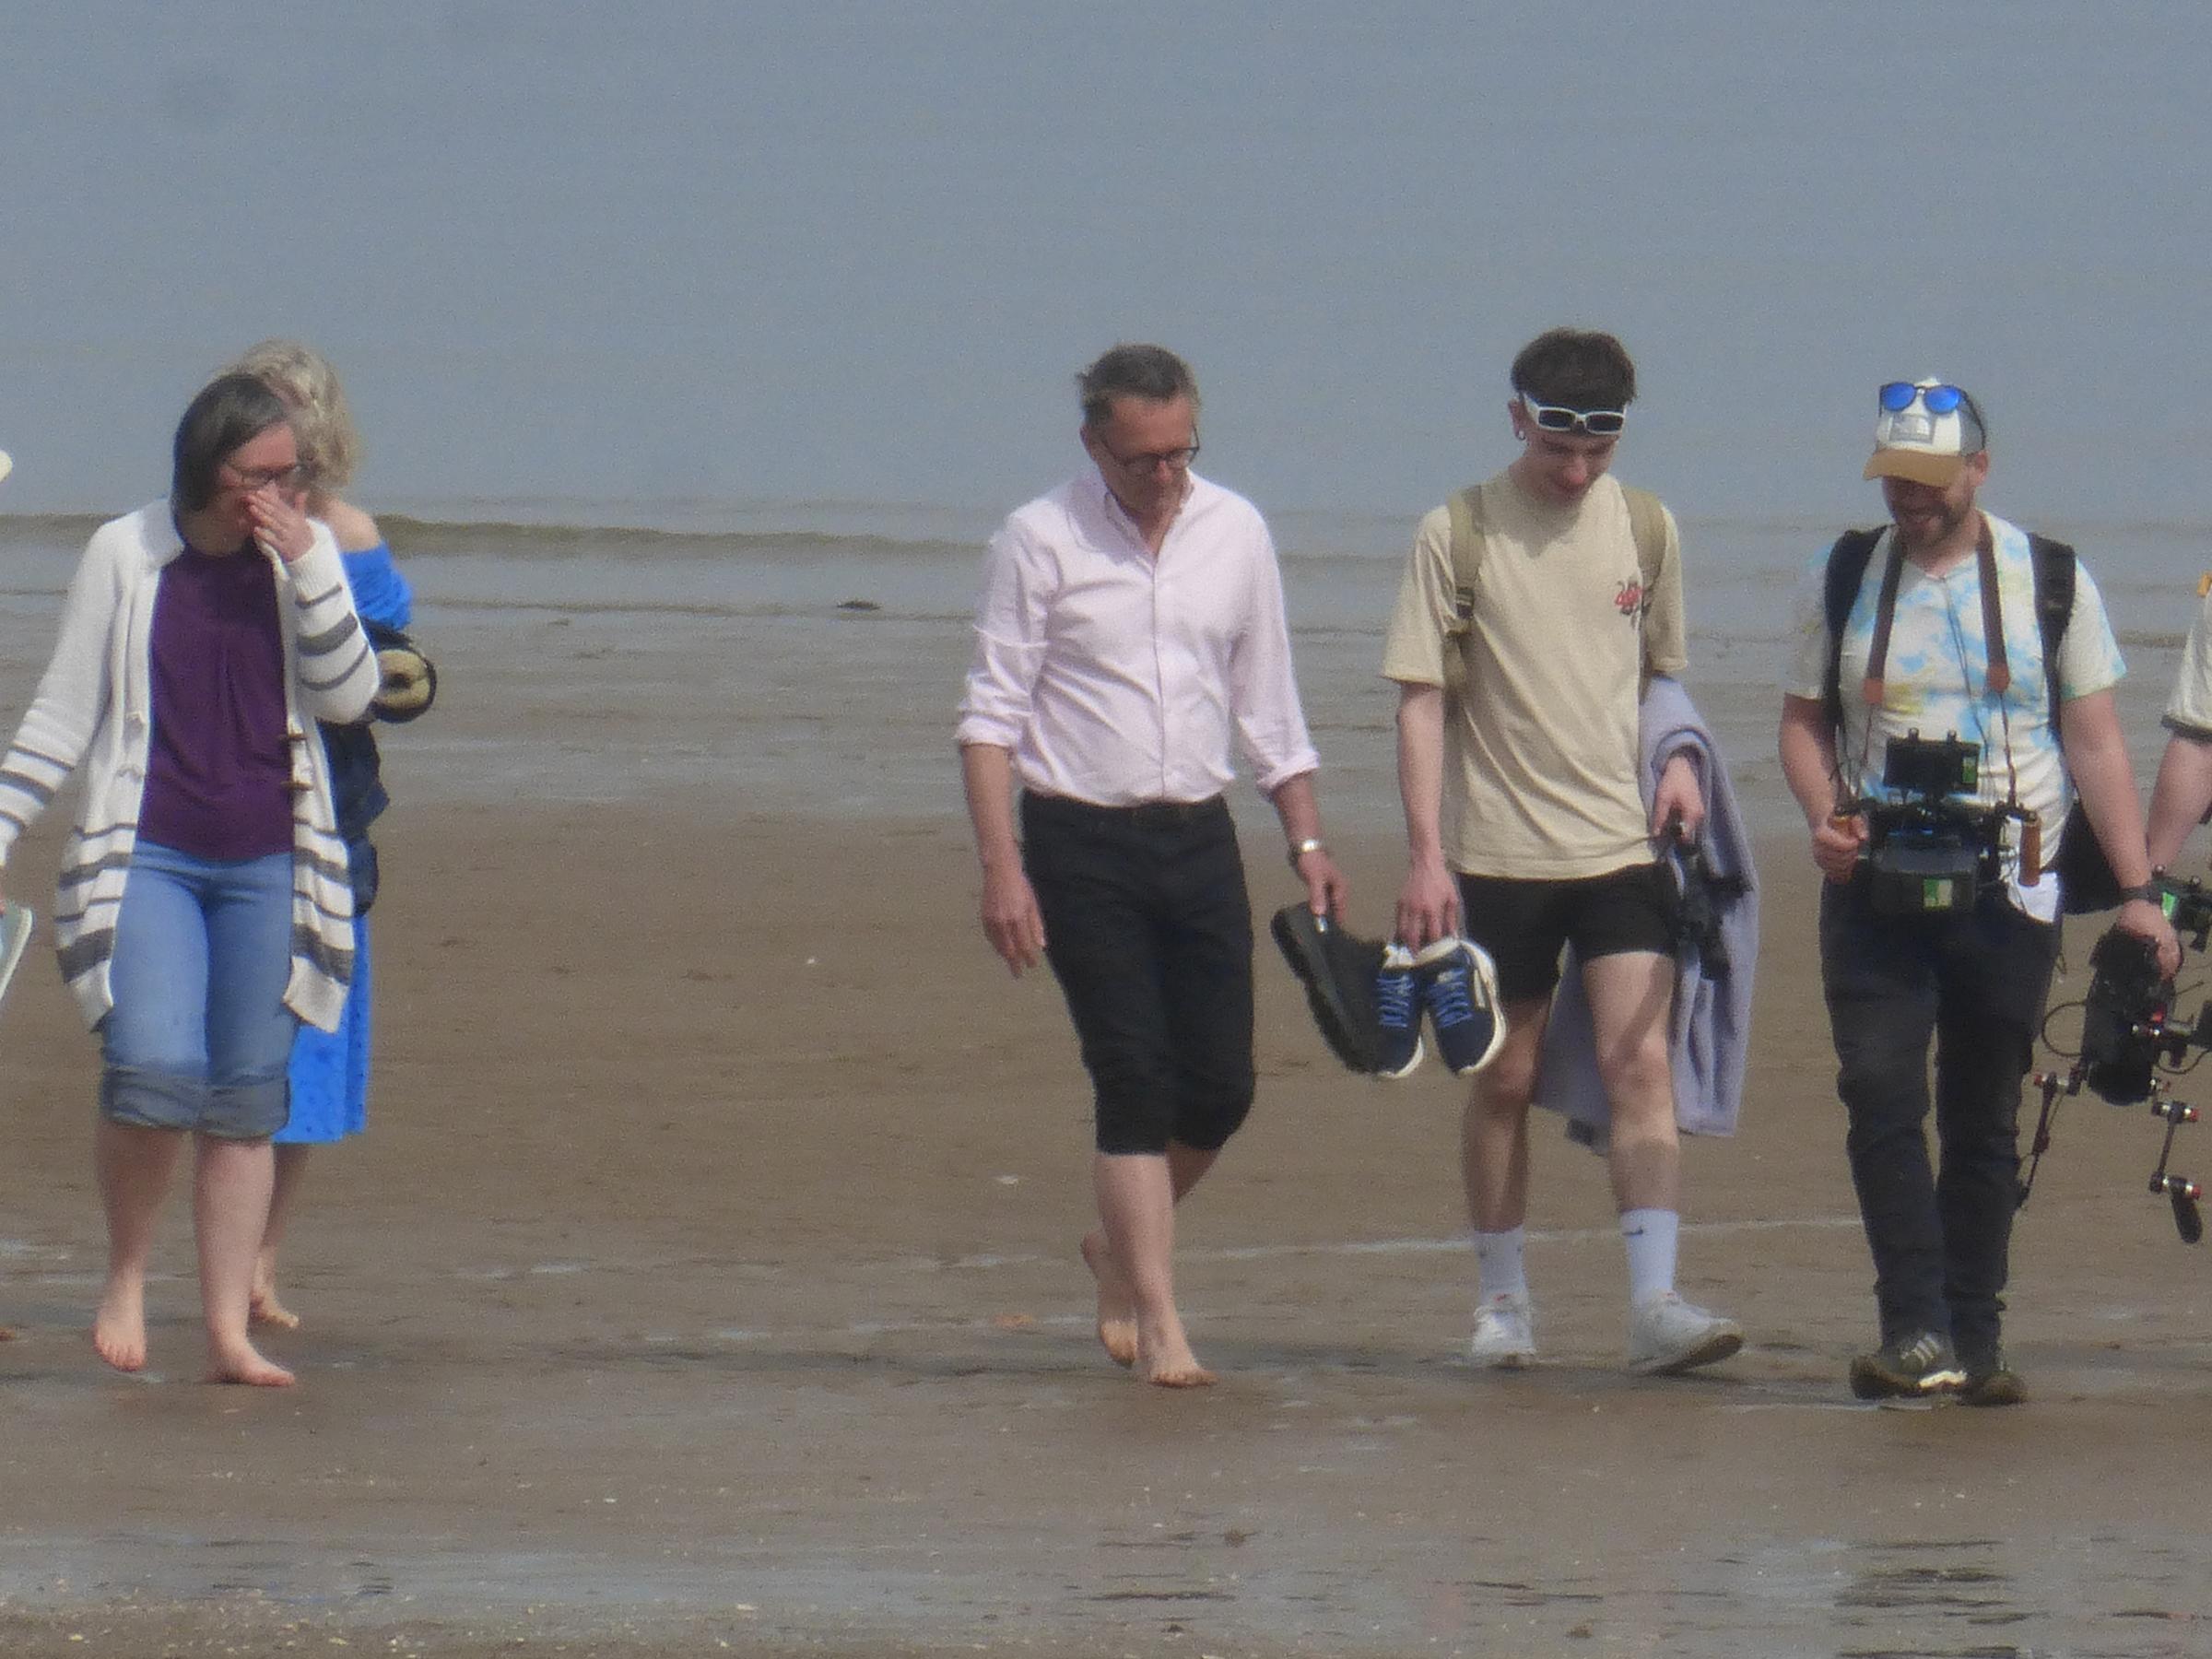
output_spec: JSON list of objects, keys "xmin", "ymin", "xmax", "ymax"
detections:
[{"xmin": 0, "ymin": 504, "xmax": 381, "ymax": 1032}]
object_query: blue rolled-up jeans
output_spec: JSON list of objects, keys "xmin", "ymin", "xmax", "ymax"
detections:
[{"xmin": 100, "ymin": 840, "xmax": 297, "ymax": 1140}]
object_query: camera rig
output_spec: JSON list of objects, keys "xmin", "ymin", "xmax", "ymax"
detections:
[
  {"xmin": 2025, "ymin": 876, "xmax": 2212, "ymax": 1244},
  {"xmin": 1849, "ymin": 733, "xmax": 2032, "ymax": 915}
]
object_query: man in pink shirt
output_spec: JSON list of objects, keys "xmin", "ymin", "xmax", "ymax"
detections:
[{"xmin": 958, "ymin": 344, "xmax": 1346, "ymax": 1388}]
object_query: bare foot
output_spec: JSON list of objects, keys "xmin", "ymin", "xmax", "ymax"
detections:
[
  {"xmin": 206, "ymin": 1338, "xmax": 296, "ymax": 1388},
  {"xmin": 1079, "ymin": 1230, "xmax": 1138, "ymax": 1368},
  {"xmin": 1141, "ymin": 1349, "xmax": 1218, "ymax": 1389},
  {"xmin": 251, "ymin": 1248, "xmax": 300, "ymax": 1330},
  {"xmin": 93, "ymin": 1278, "xmax": 147, "ymax": 1372},
  {"xmin": 1136, "ymin": 1312, "xmax": 1216, "ymax": 1389},
  {"xmin": 1150, "ymin": 1362, "xmax": 1220, "ymax": 1389},
  {"xmin": 249, "ymin": 1285, "xmax": 300, "ymax": 1331}
]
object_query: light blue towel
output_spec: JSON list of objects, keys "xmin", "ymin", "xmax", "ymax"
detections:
[{"xmin": 1533, "ymin": 676, "xmax": 1759, "ymax": 1149}]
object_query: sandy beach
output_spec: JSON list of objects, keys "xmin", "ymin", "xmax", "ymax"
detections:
[
  {"xmin": 12, "ymin": 0, "xmax": 2212, "ymax": 1646},
  {"xmin": 3, "ymin": 579, "xmax": 2211, "ymax": 1658}
]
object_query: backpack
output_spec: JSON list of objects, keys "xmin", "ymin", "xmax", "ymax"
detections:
[
  {"xmin": 1818, "ymin": 527, "xmax": 2117, "ymax": 911},
  {"xmin": 1441, "ymin": 480, "xmax": 1670, "ymax": 702}
]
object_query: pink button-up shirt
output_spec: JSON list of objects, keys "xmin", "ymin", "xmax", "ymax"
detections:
[{"xmin": 957, "ymin": 471, "xmax": 1321, "ymax": 806}]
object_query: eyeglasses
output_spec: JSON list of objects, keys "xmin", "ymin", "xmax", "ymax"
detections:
[
  {"xmin": 1879, "ymin": 382, "xmax": 1968, "ymax": 416},
  {"xmin": 224, "ymin": 462, "xmax": 308, "ymax": 491},
  {"xmin": 1521, "ymin": 399, "xmax": 1627, "ymax": 437},
  {"xmin": 1100, "ymin": 438, "xmax": 1200, "ymax": 475}
]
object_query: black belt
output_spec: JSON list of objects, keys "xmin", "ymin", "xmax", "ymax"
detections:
[{"xmin": 1024, "ymin": 792, "xmax": 1228, "ymax": 830}]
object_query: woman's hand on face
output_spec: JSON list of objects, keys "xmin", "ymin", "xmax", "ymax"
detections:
[{"xmin": 246, "ymin": 487, "xmax": 314, "ymax": 563}]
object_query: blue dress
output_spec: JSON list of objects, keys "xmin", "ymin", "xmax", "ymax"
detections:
[{"xmin": 280, "ymin": 543, "xmax": 412, "ymax": 1144}]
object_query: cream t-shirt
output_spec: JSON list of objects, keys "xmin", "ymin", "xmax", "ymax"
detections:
[{"xmin": 1381, "ymin": 470, "xmax": 1686, "ymax": 879}]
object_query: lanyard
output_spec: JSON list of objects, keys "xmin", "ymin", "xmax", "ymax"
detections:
[{"xmin": 1852, "ymin": 528, "xmax": 2023, "ymax": 806}]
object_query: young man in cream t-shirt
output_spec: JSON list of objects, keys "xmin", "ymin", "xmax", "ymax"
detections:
[{"xmin": 1382, "ymin": 327, "xmax": 1740, "ymax": 1376}]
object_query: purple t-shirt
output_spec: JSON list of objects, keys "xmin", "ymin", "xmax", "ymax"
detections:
[{"xmin": 136, "ymin": 546, "xmax": 295, "ymax": 861}]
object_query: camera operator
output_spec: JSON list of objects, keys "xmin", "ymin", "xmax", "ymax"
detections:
[{"xmin": 1779, "ymin": 379, "xmax": 2178, "ymax": 1407}]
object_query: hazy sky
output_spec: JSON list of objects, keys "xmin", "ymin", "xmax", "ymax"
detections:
[{"xmin": 3, "ymin": 2, "xmax": 2208, "ymax": 533}]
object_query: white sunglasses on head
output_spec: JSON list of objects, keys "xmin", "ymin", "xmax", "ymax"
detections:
[{"xmin": 1520, "ymin": 397, "xmax": 1627, "ymax": 436}]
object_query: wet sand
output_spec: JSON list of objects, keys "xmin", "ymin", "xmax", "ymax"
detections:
[{"xmin": 4, "ymin": 606, "xmax": 2212, "ymax": 1655}]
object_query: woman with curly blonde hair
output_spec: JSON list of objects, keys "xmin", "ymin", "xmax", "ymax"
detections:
[{"xmin": 229, "ymin": 340, "xmax": 422, "ymax": 1330}]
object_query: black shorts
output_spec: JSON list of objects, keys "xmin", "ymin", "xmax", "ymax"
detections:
[
  {"xmin": 1019, "ymin": 793, "xmax": 1256, "ymax": 1156},
  {"xmin": 1455, "ymin": 862, "xmax": 1677, "ymax": 1004}
]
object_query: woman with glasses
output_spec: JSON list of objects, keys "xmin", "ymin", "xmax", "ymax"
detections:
[
  {"xmin": 0, "ymin": 373, "xmax": 379, "ymax": 1386},
  {"xmin": 228, "ymin": 340, "xmax": 421, "ymax": 1334}
]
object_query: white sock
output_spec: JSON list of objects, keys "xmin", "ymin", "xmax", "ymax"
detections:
[
  {"xmin": 1473, "ymin": 1227, "xmax": 1528, "ymax": 1302},
  {"xmin": 1620, "ymin": 1208, "xmax": 1679, "ymax": 1304}
]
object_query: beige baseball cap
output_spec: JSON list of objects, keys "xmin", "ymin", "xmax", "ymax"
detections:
[{"xmin": 1864, "ymin": 379, "xmax": 1987, "ymax": 487}]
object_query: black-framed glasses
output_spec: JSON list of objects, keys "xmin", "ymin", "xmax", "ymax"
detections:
[
  {"xmin": 1101, "ymin": 438, "xmax": 1200, "ymax": 475},
  {"xmin": 224, "ymin": 461, "xmax": 309, "ymax": 491},
  {"xmin": 1521, "ymin": 399, "xmax": 1626, "ymax": 437}
]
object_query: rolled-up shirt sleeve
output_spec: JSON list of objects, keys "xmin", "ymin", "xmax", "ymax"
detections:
[
  {"xmin": 956, "ymin": 522, "xmax": 1051, "ymax": 751},
  {"xmin": 1229, "ymin": 524, "xmax": 1321, "ymax": 794}
]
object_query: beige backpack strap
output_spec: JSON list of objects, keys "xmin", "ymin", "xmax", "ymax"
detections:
[
  {"xmin": 1443, "ymin": 484, "xmax": 1485, "ymax": 639},
  {"xmin": 1621, "ymin": 484, "xmax": 1667, "ymax": 591},
  {"xmin": 1439, "ymin": 484, "xmax": 1486, "ymax": 704},
  {"xmin": 1619, "ymin": 483, "xmax": 1670, "ymax": 695}
]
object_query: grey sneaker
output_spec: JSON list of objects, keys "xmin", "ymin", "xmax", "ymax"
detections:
[
  {"xmin": 1959, "ymin": 1349, "xmax": 2027, "ymax": 1407},
  {"xmin": 1848, "ymin": 1331, "xmax": 1966, "ymax": 1400},
  {"xmin": 1469, "ymin": 1290, "xmax": 1535, "ymax": 1369},
  {"xmin": 1627, "ymin": 1291, "xmax": 1743, "ymax": 1375}
]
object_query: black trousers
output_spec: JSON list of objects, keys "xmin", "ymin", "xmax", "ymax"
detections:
[
  {"xmin": 1818, "ymin": 873, "xmax": 2060, "ymax": 1363},
  {"xmin": 1019, "ymin": 793, "xmax": 1255, "ymax": 1156}
]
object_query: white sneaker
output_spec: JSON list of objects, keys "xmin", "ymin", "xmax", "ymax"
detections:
[
  {"xmin": 1469, "ymin": 1290, "xmax": 1536, "ymax": 1369},
  {"xmin": 1626, "ymin": 1290, "xmax": 1743, "ymax": 1376}
]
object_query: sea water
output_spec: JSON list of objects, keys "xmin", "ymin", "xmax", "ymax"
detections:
[{"xmin": 2, "ymin": 506, "xmax": 2200, "ymax": 837}]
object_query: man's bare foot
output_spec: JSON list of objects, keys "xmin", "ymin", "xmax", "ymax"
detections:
[
  {"xmin": 93, "ymin": 1278, "xmax": 147, "ymax": 1372},
  {"xmin": 1079, "ymin": 1230, "xmax": 1138, "ymax": 1368},
  {"xmin": 206, "ymin": 1338, "xmax": 296, "ymax": 1388},
  {"xmin": 249, "ymin": 1285, "xmax": 300, "ymax": 1331}
]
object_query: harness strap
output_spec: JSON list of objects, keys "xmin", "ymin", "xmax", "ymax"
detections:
[
  {"xmin": 1977, "ymin": 535, "xmax": 2011, "ymax": 697},
  {"xmin": 1860, "ymin": 530, "xmax": 2013, "ymax": 706},
  {"xmin": 1859, "ymin": 536, "xmax": 1908, "ymax": 709}
]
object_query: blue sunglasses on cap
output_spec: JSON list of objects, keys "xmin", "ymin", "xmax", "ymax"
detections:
[{"xmin": 1879, "ymin": 382, "xmax": 1967, "ymax": 415}]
